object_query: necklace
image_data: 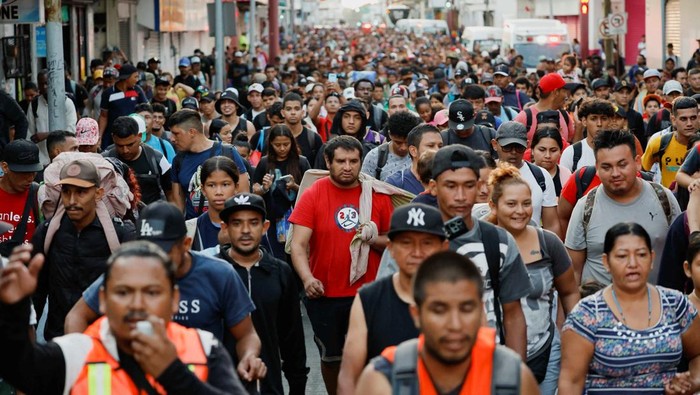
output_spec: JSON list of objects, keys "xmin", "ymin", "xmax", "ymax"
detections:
[{"xmin": 611, "ymin": 285, "xmax": 652, "ymax": 327}]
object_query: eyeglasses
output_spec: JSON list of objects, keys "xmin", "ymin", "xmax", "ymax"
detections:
[{"xmin": 500, "ymin": 144, "xmax": 526, "ymax": 153}]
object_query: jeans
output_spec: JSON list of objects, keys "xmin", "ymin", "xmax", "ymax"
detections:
[{"xmin": 539, "ymin": 328, "xmax": 561, "ymax": 395}]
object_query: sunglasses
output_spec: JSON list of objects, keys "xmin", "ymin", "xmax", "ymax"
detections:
[{"xmin": 500, "ymin": 143, "xmax": 527, "ymax": 153}]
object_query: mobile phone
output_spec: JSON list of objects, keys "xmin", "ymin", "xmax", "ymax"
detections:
[
  {"xmin": 328, "ymin": 73, "xmax": 337, "ymax": 83},
  {"xmin": 443, "ymin": 216, "xmax": 468, "ymax": 240},
  {"xmin": 136, "ymin": 321, "xmax": 154, "ymax": 336},
  {"xmin": 279, "ymin": 174, "xmax": 293, "ymax": 183}
]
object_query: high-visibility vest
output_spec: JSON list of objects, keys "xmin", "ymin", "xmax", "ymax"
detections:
[
  {"xmin": 70, "ymin": 317, "xmax": 209, "ymax": 394},
  {"xmin": 381, "ymin": 328, "xmax": 497, "ymax": 395}
]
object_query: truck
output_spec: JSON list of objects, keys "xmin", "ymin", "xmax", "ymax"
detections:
[
  {"xmin": 501, "ymin": 19, "xmax": 572, "ymax": 70},
  {"xmin": 461, "ymin": 26, "xmax": 503, "ymax": 54}
]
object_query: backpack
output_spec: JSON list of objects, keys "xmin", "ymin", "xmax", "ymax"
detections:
[
  {"xmin": 524, "ymin": 161, "xmax": 547, "ymax": 192},
  {"xmin": 524, "ymin": 108, "xmax": 570, "ymax": 134},
  {"xmin": 103, "ymin": 144, "xmax": 165, "ymax": 201},
  {"xmin": 39, "ymin": 152, "xmax": 134, "ymax": 253},
  {"xmin": 480, "ymin": 221, "xmax": 507, "ymax": 345},
  {"xmin": 390, "ymin": 336, "xmax": 521, "ymax": 395},
  {"xmin": 581, "ymin": 182, "xmax": 673, "ymax": 238},
  {"xmin": 173, "ymin": 142, "xmax": 237, "ymax": 215},
  {"xmin": 503, "ymin": 106, "xmax": 517, "ymax": 121},
  {"xmin": 572, "ymin": 141, "xmax": 584, "ymax": 171},
  {"xmin": 652, "ymin": 132, "xmax": 675, "ymax": 166},
  {"xmin": 374, "ymin": 143, "xmax": 391, "ymax": 179}
]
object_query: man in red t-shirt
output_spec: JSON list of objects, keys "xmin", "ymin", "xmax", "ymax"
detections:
[
  {"xmin": 0, "ymin": 139, "xmax": 42, "ymax": 254},
  {"xmin": 289, "ymin": 135, "xmax": 393, "ymax": 394}
]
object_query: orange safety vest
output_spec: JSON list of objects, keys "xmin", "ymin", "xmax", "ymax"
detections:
[
  {"xmin": 70, "ymin": 317, "xmax": 209, "ymax": 395},
  {"xmin": 381, "ymin": 327, "xmax": 497, "ymax": 395}
]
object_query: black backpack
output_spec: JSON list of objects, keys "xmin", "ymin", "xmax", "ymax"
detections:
[
  {"xmin": 374, "ymin": 143, "xmax": 390, "ymax": 179},
  {"xmin": 525, "ymin": 161, "xmax": 547, "ymax": 193},
  {"xmin": 524, "ymin": 108, "xmax": 570, "ymax": 133}
]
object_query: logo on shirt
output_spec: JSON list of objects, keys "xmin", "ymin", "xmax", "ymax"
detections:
[
  {"xmin": 406, "ymin": 207, "xmax": 425, "ymax": 227},
  {"xmin": 335, "ymin": 205, "xmax": 359, "ymax": 231}
]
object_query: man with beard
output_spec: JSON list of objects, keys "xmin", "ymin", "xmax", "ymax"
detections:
[
  {"xmin": 218, "ymin": 193, "xmax": 308, "ymax": 395},
  {"xmin": 290, "ymin": 136, "xmax": 394, "ymax": 395},
  {"xmin": 354, "ymin": 251, "xmax": 538, "ymax": 394},
  {"xmin": 99, "ymin": 64, "xmax": 148, "ymax": 149},
  {"xmin": 31, "ymin": 159, "xmax": 135, "ymax": 340}
]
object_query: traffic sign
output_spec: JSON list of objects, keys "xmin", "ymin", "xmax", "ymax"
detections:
[
  {"xmin": 607, "ymin": 12, "xmax": 627, "ymax": 35},
  {"xmin": 599, "ymin": 19, "xmax": 612, "ymax": 39}
]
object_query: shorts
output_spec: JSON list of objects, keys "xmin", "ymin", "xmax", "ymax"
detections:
[{"xmin": 304, "ymin": 296, "xmax": 354, "ymax": 363}]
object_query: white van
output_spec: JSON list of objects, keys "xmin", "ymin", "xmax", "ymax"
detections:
[
  {"xmin": 501, "ymin": 19, "xmax": 572, "ymax": 70},
  {"xmin": 394, "ymin": 19, "xmax": 449, "ymax": 36},
  {"xmin": 461, "ymin": 26, "xmax": 503, "ymax": 53}
]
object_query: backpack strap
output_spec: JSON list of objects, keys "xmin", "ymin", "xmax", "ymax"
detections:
[
  {"xmin": 9, "ymin": 182, "xmax": 39, "ymax": 246},
  {"xmin": 654, "ymin": 132, "xmax": 674, "ymax": 166},
  {"xmin": 524, "ymin": 108, "xmax": 532, "ymax": 132},
  {"xmin": 649, "ymin": 182, "xmax": 673, "ymax": 225},
  {"xmin": 575, "ymin": 166, "xmax": 597, "ymax": 201},
  {"xmin": 572, "ymin": 141, "xmax": 583, "ymax": 171},
  {"xmin": 157, "ymin": 137, "xmax": 169, "ymax": 162},
  {"xmin": 582, "ymin": 186, "xmax": 599, "ymax": 239},
  {"xmin": 391, "ymin": 339, "xmax": 419, "ymax": 395},
  {"xmin": 492, "ymin": 346, "xmax": 522, "ymax": 395},
  {"xmin": 559, "ymin": 109, "xmax": 570, "ymax": 129},
  {"xmin": 480, "ymin": 220, "xmax": 506, "ymax": 345},
  {"xmin": 375, "ymin": 143, "xmax": 390, "ymax": 179},
  {"xmin": 142, "ymin": 145, "xmax": 165, "ymax": 200},
  {"xmin": 525, "ymin": 162, "xmax": 546, "ymax": 192},
  {"xmin": 305, "ymin": 128, "xmax": 318, "ymax": 160},
  {"xmin": 31, "ymin": 97, "xmax": 39, "ymax": 119}
]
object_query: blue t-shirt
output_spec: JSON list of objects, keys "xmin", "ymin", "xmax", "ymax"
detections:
[
  {"xmin": 385, "ymin": 169, "xmax": 423, "ymax": 195},
  {"xmin": 172, "ymin": 142, "xmax": 248, "ymax": 219},
  {"xmin": 100, "ymin": 85, "xmax": 148, "ymax": 148},
  {"xmin": 145, "ymin": 134, "xmax": 176, "ymax": 164},
  {"xmin": 82, "ymin": 251, "xmax": 255, "ymax": 340}
]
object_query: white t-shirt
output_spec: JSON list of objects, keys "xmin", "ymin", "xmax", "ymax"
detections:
[
  {"xmin": 560, "ymin": 138, "xmax": 595, "ymax": 172},
  {"xmin": 518, "ymin": 161, "xmax": 558, "ymax": 226}
]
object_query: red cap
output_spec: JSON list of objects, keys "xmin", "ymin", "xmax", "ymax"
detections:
[{"xmin": 538, "ymin": 73, "xmax": 566, "ymax": 94}]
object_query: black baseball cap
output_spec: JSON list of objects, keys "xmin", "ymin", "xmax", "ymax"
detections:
[
  {"xmin": 454, "ymin": 68, "xmax": 468, "ymax": 78},
  {"xmin": 2, "ymin": 140, "xmax": 42, "ymax": 172},
  {"xmin": 219, "ymin": 193, "xmax": 267, "ymax": 223},
  {"xmin": 181, "ymin": 97, "xmax": 199, "ymax": 110},
  {"xmin": 536, "ymin": 110, "xmax": 560, "ymax": 125},
  {"xmin": 155, "ymin": 77, "xmax": 170, "ymax": 86},
  {"xmin": 496, "ymin": 121, "xmax": 528, "ymax": 147},
  {"xmin": 137, "ymin": 202, "xmax": 188, "ymax": 253},
  {"xmin": 147, "ymin": 57, "xmax": 160, "ymax": 64},
  {"xmin": 432, "ymin": 145, "xmax": 485, "ymax": 180},
  {"xmin": 591, "ymin": 78, "xmax": 609, "ymax": 90},
  {"xmin": 388, "ymin": 204, "xmax": 446, "ymax": 240},
  {"xmin": 494, "ymin": 64, "xmax": 510, "ymax": 77},
  {"xmin": 613, "ymin": 80, "xmax": 633, "ymax": 92},
  {"xmin": 448, "ymin": 99, "xmax": 475, "ymax": 131},
  {"xmin": 118, "ymin": 64, "xmax": 138, "ymax": 81}
]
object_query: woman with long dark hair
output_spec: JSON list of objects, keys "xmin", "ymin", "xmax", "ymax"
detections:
[{"xmin": 252, "ymin": 124, "xmax": 310, "ymax": 259}]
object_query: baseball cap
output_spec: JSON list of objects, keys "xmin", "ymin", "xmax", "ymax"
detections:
[
  {"xmin": 481, "ymin": 73, "xmax": 494, "ymax": 84},
  {"xmin": 155, "ymin": 77, "xmax": 170, "ymax": 86},
  {"xmin": 474, "ymin": 110, "xmax": 496, "ymax": 128},
  {"xmin": 388, "ymin": 203, "xmax": 446, "ymax": 240},
  {"xmin": 181, "ymin": 96, "xmax": 199, "ymax": 110},
  {"xmin": 495, "ymin": 121, "xmax": 528, "ymax": 147},
  {"xmin": 454, "ymin": 68, "xmax": 468, "ymax": 78},
  {"xmin": 432, "ymin": 145, "xmax": 485, "ymax": 180},
  {"xmin": 613, "ymin": 104, "xmax": 627, "ymax": 118},
  {"xmin": 137, "ymin": 202, "xmax": 188, "ymax": 253},
  {"xmin": 448, "ymin": 99, "xmax": 475, "ymax": 131},
  {"xmin": 76, "ymin": 118, "xmax": 99, "ymax": 146},
  {"xmin": 614, "ymin": 80, "xmax": 633, "ymax": 92},
  {"xmin": 178, "ymin": 57, "xmax": 191, "ymax": 67},
  {"xmin": 663, "ymin": 80, "xmax": 683, "ymax": 95},
  {"xmin": 129, "ymin": 114, "xmax": 147, "ymax": 134},
  {"xmin": 485, "ymin": 86, "xmax": 503, "ymax": 103},
  {"xmin": 431, "ymin": 109, "xmax": 449, "ymax": 127},
  {"xmin": 219, "ymin": 193, "xmax": 267, "ymax": 223},
  {"xmin": 118, "ymin": 64, "xmax": 138, "ymax": 81},
  {"xmin": 494, "ymin": 64, "xmax": 510, "ymax": 77},
  {"xmin": 564, "ymin": 82, "xmax": 585, "ymax": 93},
  {"xmin": 2, "ymin": 140, "xmax": 42, "ymax": 172},
  {"xmin": 390, "ymin": 85, "xmax": 409, "ymax": 99},
  {"xmin": 643, "ymin": 69, "xmax": 662, "ymax": 80},
  {"xmin": 147, "ymin": 57, "xmax": 160, "ymax": 64},
  {"xmin": 591, "ymin": 78, "xmax": 609, "ymax": 90},
  {"xmin": 200, "ymin": 91, "xmax": 215, "ymax": 102},
  {"xmin": 103, "ymin": 67, "xmax": 119, "ymax": 79},
  {"xmin": 59, "ymin": 160, "xmax": 101, "ymax": 188},
  {"xmin": 190, "ymin": 56, "xmax": 201, "ymax": 64},
  {"xmin": 538, "ymin": 73, "xmax": 566, "ymax": 94},
  {"xmin": 93, "ymin": 69, "xmax": 104, "ymax": 80},
  {"xmin": 536, "ymin": 110, "xmax": 560, "ymax": 125},
  {"xmin": 248, "ymin": 83, "xmax": 264, "ymax": 94},
  {"xmin": 234, "ymin": 51, "xmax": 244, "ymax": 57}
]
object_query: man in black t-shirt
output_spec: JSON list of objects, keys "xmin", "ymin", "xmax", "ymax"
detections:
[
  {"xmin": 337, "ymin": 204, "xmax": 448, "ymax": 395},
  {"xmin": 441, "ymin": 99, "xmax": 498, "ymax": 158},
  {"xmin": 174, "ymin": 57, "xmax": 199, "ymax": 91},
  {"xmin": 151, "ymin": 77, "xmax": 178, "ymax": 119},
  {"xmin": 228, "ymin": 52, "xmax": 250, "ymax": 91},
  {"xmin": 102, "ymin": 116, "xmax": 172, "ymax": 204},
  {"xmin": 98, "ymin": 64, "xmax": 148, "ymax": 149}
]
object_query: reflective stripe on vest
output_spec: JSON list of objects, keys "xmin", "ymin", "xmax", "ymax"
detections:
[
  {"xmin": 382, "ymin": 327, "xmax": 497, "ymax": 395},
  {"xmin": 71, "ymin": 317, "xmax": 209, "ymax": 394}
]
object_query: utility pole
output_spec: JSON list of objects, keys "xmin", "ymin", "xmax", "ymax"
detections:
[
  {"xmin": 215, "ymin": 0, "xmax": 224, "ymax": 91},
  {"xmin": 603, "ymin": 0, "xmax": 613, "ymax": 67},
  {"xmin": 249, "ymin": 0, "xmax": 256, "ymax": 70},
  {"xmin": 269, "ymin": 0, "xmax": 280, "ymax": 62},
  {"xmin": 45, "ymin": 0, "xmax": 67, "ymax": 131}
]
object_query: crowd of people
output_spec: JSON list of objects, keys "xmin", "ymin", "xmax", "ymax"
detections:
[{"xmin": 2, "ymin": 25, "xmax": 700, "ymax": 394}]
